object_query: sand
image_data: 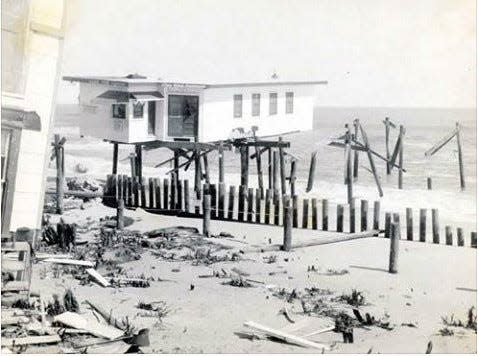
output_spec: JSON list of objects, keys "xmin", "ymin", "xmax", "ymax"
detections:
[{"xmin": 30, "ymin": 198, "xmax": 477, "ymax": 354}]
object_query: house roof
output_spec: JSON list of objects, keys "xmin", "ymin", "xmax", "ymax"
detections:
[
  {"xmin": 97, "ymin": 90, "xmax": 164, "ymax": 102},
  {"xmin": 63, "ymin": 74, "xmax": 328, "ymax": 88},
  {"xmin": 1, "ymin": 107, "xmax": 41, "ymax": 131}
]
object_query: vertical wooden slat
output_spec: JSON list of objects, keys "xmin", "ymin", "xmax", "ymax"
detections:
[
  {"xmin": 133, "ymin": 176, "xmax": 139, "ymax": 207},
  {"xmin": 302, "ymin": 199, "xmax": 309, "ymax": 229},
  {"xmin": 210, "ymin": 183, "xmax": 217, "ymax": 218},
  {"xmin": 127, "ymin": 177, "xmax": 133, "ymax": 207},
  {"xmin": 247, "ymin": 188, "xmax": 254, "ymax": 222},
  {"xmin": 471, "ymin": 232, "xmax": 477, "ymax": 248},
  {"xmin": 228, "ymin": 186, "xmax": 236, "ymax": 220},
  {"xmin": 322, "ymin": 199, "xmax": 328, "ymax": 231},
  {"xmin": 148, "ymin": 178, "xmax": 154, "ymax": 208},
  {"xmin": 268, "ymin": 148, "xmax": 272, "ymax": 190},
  {"xmin": 265, "ymin": 189, "xmax": 272, "ymax": 224},
  {"xmin": 349, "ymin": 198, "xmax": 356, "ymax": 233},
  {"xmin": 360, "ymin": 200, "xmax": 368, "ymax": 231},
  {"xmin": 373, "ymin": 201, "xmax": 380, "ymax": 231},
  {"xmin": 273, "ymin": 192, "xmax": 280, "ymax": 225},
  {"xmin": 282, "ymin": 195, "xmax": 292, "ymax": 252},
  {"xmin": 122, "ymin": 175, "xmax": 128, "ymax": 204},
  {"xmin": 456, "ymin": 122, "xmax": 465, "ymax": 190},
  {"xmin": 184, "ymin": 179, "xmax": 190, "ymax": 213},
  {"xmin": 255, "ymin": 188, "xmax": 261, "ymax": 223},
  {"xmin": 290, "ymin": 160, "xmax": 297, "ymax": 197},
  {"xmin": 419, "ymin": 209, "xmax": 426, "ymax": 242},
  {"xmin": 240, "ymin": 147, "xmax": 249, "ymax": 188},
  {"xmin": 432, "ymin": 209, "xmax": 439, "ymax": 244},
  {"xmin": 203, "ymin": 193, "xmax": 211, "ymax": 237},
  {"xmin": 292, "ymin": 196, "xmax": 298, "ymax": 228},
  {"xmin": 336, "ymin": 204, "xmax": 344, "ymax": 232},
  {"xmin": 384, "ymin": 212, "xmax": 391, "ymax": 238},
  {"xmin": 170, "ymin": 173, "xmax": 176, "ymax": 210},
  {"xmin": 218, "ymin": 183, "xmax": 226, "ymax": 219},
  {"xmin": 154, "ymin": 178, "xmax": 161, "ymax": 209},
  {"xmin": 163, "ymin": 179, "xmax": 169, "ymax": 210},
  {"xmin": 278, "ymin": 137, "xmax": 286, "ymax": 195},
  {"xmin": 238, "ymin": 185, "xmax": 245, "ymax": 221},
  {"xmin": 406, "ymin": 207, "xmax": 413, "ymax": 241},
  {"xmin": 311, "ymin": 198, "xmax": 318, "ymax": 230},
  {"xmin": 272, "ymin": 151, "xmax": 279, "ymax": 192},
  {"xmin": 427, "ymin": 177, "xmax": 432, "ymax": 190},
  {"xmin": 177, "ymin": 180, "xmax": 183, "ymax": 211},
  {"xmin": 398, "ymin": 125, "xmax": 405, "ymax": 189},
  {"xmin": 457, "ymin": 227, "xmax": 464, "ymax": 247},
  {"xmin": 140, "ymin": 177, "xmax": 147, "ymax": 208},
  {"xmin": 112, "ymin": 143, "xmax": 118, "ymax": 174},
  {"xmin": 445, "ymin": 226, "xmax": 453, "ymax": 245},
  {"xmin": 389, "ymin": 221, "xmax": 399, "ymax": 273}
]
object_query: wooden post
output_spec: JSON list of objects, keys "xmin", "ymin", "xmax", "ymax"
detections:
[
  {"xmin": 116, "ymin": 199, "xmax": 124, "ymax": 230},
  {"xmin": 432, "ymin": 209, "xmax": 439, "ymax": 244},
  {"xmin": 384, "ymin": 212, "xmax": 391, "ymax": 238},
  {"xmin": 228, "ymin": 186, "xmax": 235, "ymax": 220},
  {"xmin": 154, "ymin": 178, "xmax": 161, "ymax": 209},
  {"xmin": 306, "ymin": 151, "xmax": 317, "ymax": 193},
  {"xmin": 360, "ymin": 200, "xmax": 368, "ymax": 231},
  {"xmin": 336, "ymin": 204, "xmax": 344, "ymax": 232},
  {"xmin": 302, "ymin": 199, "xmax": 309, "ymax": 229},
  {"xmin": 373, "ymin": 201, "xmax": 380, "ymax": 231},
  {"xmin": 406, "ymin": 207, "xmax": 413, "ymax": 241},
  {"xmin": 349, "ymin": 198, "xmax": 356, "ymax": 233},
  {"xmin": 398, "ymin": 125, "xmax": 405, "ymax": 189},
  {"xmin": 456, "ymin": 122, "xmax": 465, "ymax": 190},
  {"xmin": 282, "ymin": 195, "xmax": 292, "ymax": 252},
  {"xmin": 112, "ymin": 143, "xmax": 118, "ymax": 174},
  {"xmin": 54, "ymin": 135, "xmax": 64, "ymax": 214},
  {"xmin": 117, "ymin": 173, "xmax": 123, "ymax": 202},
  {"xmin": 353, "ymin": 119, "xmax": 359, "ymax": 180},
  {"xmin": 265, "ymin": 189, "xmax": 272, "ymax": 224},
  {"xmin": 290, "ymin": 159, "xmax": 297, "ymax": 197},
  {"xmin": 457, "ymin": 227, "xmax": 464, "ymax": 247},
  {"xmin": 177, "ymin": 179, "xmax": 183, "ymax": 211},
  {"xmin": 129, "ymin": 154, "xmax": 135, "ymax": 178},
  {"xmin": 385, "ymin": 117, "xmax": 391, "ymax": 175},
  {"xmin": 272, "ymin": 150, "xmax": 279, "ymax": 192},
  {"xmin": 163, "ymin": 179, "xmax": 169, "ymax": 210},
  {"xmin": 292, "ymin": 195, "xmax": 298, "ymax": 228},
  {"xmin": 203, "ymin": 193, "xmax": 211, "ymax": 237},
  {"xmin": 322, "ymin": 199, "xmax": 328, "ymax": 231},
  {"xmin": 240, "ymin": 146, "xmax": 249, "ymax": 188},
  {"xmin": 133, "ymin": 176, "xmax": 139, "ymax": 207},
  {"xmin": 471, "ymin": 232, "xmax": 477, "ymax": 248},
  {"xmin": 170, "ymin": 173, "xmax": 177, "ymax": 210},
  {"xmin": 345, "ymin": 125, "xmax": 353, "ymax": 204},
  {"xmin": 136, "ymin": 145, "xmax": 143, "ymax": 182},
  {"xmin": 445, "ymin": 226, "xmax": 453, "ymax": 245},
  {"xmin": 274, "ymin": 193, "xmax": 280, "ymax": 225},
  {"xmin": 359, "ymin": 125, "xmax": 384, "ymax": 197},
  {"xmin": 255, "ymin": 188, "xmax": 261, "ymax": 223},
  {"xmin": 218, "ymin": 144, "xmax": 225, "ymax": 184},
  {"xmin": 278, "ymin": 137, "xmax": 286, "ymax": 195},
  {"xmin": 268, "ymin": 148, "xmax": 272, "ymax": 189},
  {"xmin": 194, "ymin": 149, "xmax": 202, "ymax": 199},
  {"xmin": 419, "ymin": 209, "xmax": 426, "ymax": 242},
  {"xmin": 427, "ymin": 177, "xmax": 432, "ymax": 190},
  {"xmin": 210, "ymin": 183, "xmax": 217, "ymax": 218},
  {"xmin": 218, "ymin": 183, "xmax": 225, "ymax": 219},
  {"xmin": 202, "ymin": 153, "xmax": 210, "ymax": 184},
  {"xmin": 139, "ymin": 177, "xmax": 146, "ymax": 208},
  {"xmin": 311, "ymin": 198, "xmax": 318, "ymax": 230},
  {"xmin": 148, "ymin": 178, "xmax": 154, "ymax": 208},
  {"xmin": 389, "ymin": 221, "xmax": 399, "ymax": 273},
  {"xmin": 247, "ymin": 188, "xmax": 254, "ymax": 222},
  {"xmin": 127, "ymin": 177, "xmax": 133, "ymax": 206},
  {"xmin": 184, "ymin": 179, "xmax": 190, "ymax": 213},
  {"xmin": 254, "ymin": 146, "xmax": 264, "ymax": 199},
  {"xmin": 238, "ymin": 185, "xmax": 246, "ymax": 221}
]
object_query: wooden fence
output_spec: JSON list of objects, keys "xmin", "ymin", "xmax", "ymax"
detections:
[{"xmin": 103, "ymin": 174, "xmax": 477, "ymax": 249}]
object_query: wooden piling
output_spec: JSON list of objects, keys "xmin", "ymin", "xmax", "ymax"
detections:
[
  {"xmin": 177, "ymin": 179, "xmax": 183, "ymax": 211},
  {"xmin": 255, "ymin": 188, "xmax": 261, "ymax": 223},
  {"xmin": 282, "ymin": 195, "xmax": 292, "ymax": 252},
  {"xmin": 210, "ymin": 183, "xmax": 217, "ymax": 218},
  {"xmin": 349, "ymin": 198, "xmax": 356, "ymax": 233},
  {"xmin": 238, "ymin": 185, "xmax": 246, "ymax": 221},
  {"xmin": 140, "ymin": 177, "xmax": 146, "ymax": 208},
  {"xmin": 389, "ymin": 221, "xmax": 399, "ymax": 273},
  {"xmin": 292, "ymin": 195, "xmax": 298, "ymax": 228},
  {"xmin": 311, "ymin": 198, "xmax": 318, "ymax": 229},
  {"xmin": 274, "ymin": 192, "xmax": 280, "ymax": 225},
  {"xmin": 427, "ymin": 177, "xmax": 432, "ymax": 190},
  {"xmin": 203, "ymin": 194, "xmax": 211, "ymax": 237},
  {"xmin": 471, "ymin": 232, "xmax": 477, "ymax": 248},
  {"xmin": 265, "ymin": 189, "xmax": 272, "ymax": 224},
  {"xmin": 54, "ymin": 135, "xmax": 64, "ymax": 214},
  {"xmin": 456, "ymin": 122, "xmax": 465, "ymax": 190},
  {"xmin": 278, "ymin": 137, "xmax": 286, "ymax": 195},
  {"xmin": 127, "ymin": 177, "xmax": 133, "ymax": 206},
  {"xmin": 406, "ymin": 208, "xmax": 413, "ymax": 241},
  {"xmin": 170, "ymin": 173, "xmax": 177, "ymax": 209},
  {"xmin": 419, "ymin": 209, "xmax": 426, "ymax": 242},
  {"xmin": 184, "ymin": 179, "xmax": 190, "ymax": 213},
  {"xmin": 148, "ymin": 178, "xmax": 154, "ymax": 208},
  {"xmin": 268, "ymin": 148, "xmax": 272, "ymax": 189},
  {"xmin": 398, "ymin": 125, "xmax": 405, "ymax": 189},
  {"xmin": 240, "ymin": 147, "xmax": 249, "ymax": 187},
  {"xmin": 360, "ymin": 200, "xmax": 368, "ymax": 232},
  {"xmin": 154, "ymin": 178, "xmax": 161, "ymax": 209},
  {"xmin": 163, "ymin": 179, "xmax": 169, "ymax": 210},
  {"xmin": 228, "ymin": 186, "xmax": 235, "ymax": 220},
  {"xmin": 112, "ymin": 143, "xmax": 118, "ymax": 174},
  {"xmin": 385, "ymin": 117, "xmax": 391, "ymax": 175},
  {"xmin": 457, "ymin": 227, "xmax": 464, "ymax": 247},
  {"xmin": 218, "ymin": 183, "xmax": 225, "ymax": 219},
  {"xmin": 133, "ymin": 177, "xmax": 139, "ymax": 207},
  {"xmin": 302, "ymin": 199, "xmax": 309, "ymax": 229},
  {"xmin": 306, "ymin": 151, "xmax": 317, "ymax": 192},
  {"xmin": 373, "ymin": 201, "xmax": 380, "ymax": 231},
  {"xmin": 247, "ymin": 188, "xmax": 254, "ymax": 222},
  {"xmin": 322, "ymin": 199, "xmax": 328, "ymax": 231},
  {"xmin": 116, "ymin": 198, "xmax": 124, "ymax": 230},
  {"xmin": 384, "ymin": 212, "xmax": 391, "ymax": 238},
  {"xmin": 445, "ymin": 226, "xmax": 453, "ymax": 245},
  {"xmin": 345, "ymin": 124, "xmax": 353, "ymax": 204},
  {"xmin": 272, "ymin": 150, "xmax": 279, "ymax": 192},
  {"xmin": 336, "ymin": 204, "xmax": 344, "ymax": 232},
  {"xmin": 432, "ymin": 209, "xmax": 439, "ymax": 244},
  {"xmin": 290, "ymin": 159, "xmax": 297, "ymax": 197},
  {"xmin": 353, "ymin": 119, "xmax": 359, "ymax": 180},
  {"xmin": 194, "ymin": 149, "xmax": 202, "ymax": 199}
]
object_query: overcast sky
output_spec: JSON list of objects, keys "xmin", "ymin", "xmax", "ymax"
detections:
[{"xmin": 58, "ymin": 0, "xmax": 476, "ymax": 108}]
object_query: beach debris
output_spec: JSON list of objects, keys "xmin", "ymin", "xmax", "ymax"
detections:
[
  {"xmin": 441, "ymin": 306, "xmax": 477, "ymax": 331},
  {"xmin": 86, "ymin": 268, "xmax": 110, "ymax": 287},
  {"xmin": 278, "ymin": 307, "xmax": 296, "ymax": 323},
  {"xmin": 136, "ymin": 301, "xmax": 171, "ymax": 322},
  {"xmin": 63, "ymin": 289, "xmax": 79, "ymax": 313},
  {"xmin": 1, "ymin": 335, "xmax": 62, "ymax": 347},
  {"xmin": 425, "ymin": 341, "xmax": 433, "ymax": 354},
  {"xmin": 42, "ymin": 218, "xmax": 76, "ymax": 250},
  {"xmin": 243, "ymin": 321, "xmax": 330, "ymax": 351},
  {"xmin": 110, "ymin": 275, "xmax": 151, "ymax": 288},
  {"xmin": 438, "ymin": 327, "xmax": 454, "ymax": 336},
  {"xmin": 320, "ymin": 268, "xmax": 349, "ymax": 276},
  {"xmin": 263, "ymin": 255, "xmax": 277, "ymax": 264},
  {"xmin": 46, "ymin": 294, "xmax": 65, "ymax": 316},
  {"xmin": 54, "ymin": 311, "xmax": 124, "ymax": 340},
  {"xmin": 42, "ymin": 258, "xmax": 94, "ymax": 268},
  {"xmin": 301, "ymin": 326, "xmax": 335, "ymax": 338},
  {"xmin": 352, "ymin": 309, "xmax": 394, "ymax": 330},
  {"xmin": 336, "ymin": 289, "xmax": 366, "ymax": 307},
  {"xmin": 335, "ymin": 312, "xmax": 354, "ymax": 343}
]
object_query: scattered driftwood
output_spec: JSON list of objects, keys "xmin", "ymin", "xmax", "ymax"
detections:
[
  {"xmin": 53, "ymin": 312, "xmax": 124, "ymax": 340},
  {"xmin": 42, "ymin": 258, "xmax": 94, "ymax": 267},
  {"xmin": 86, "ymin": 268, "xmax": 110, "ymax": 287},
  {"xmin": 1, "ymin": 335, "xmax": 61, "ymax": 347},
  {"xmin": 244, "ymin": 321, "xmax": 330, "ymax": 351}
]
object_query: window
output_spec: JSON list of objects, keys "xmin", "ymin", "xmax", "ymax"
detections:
[
  {"xmin": 133, "ymin": 102, "xmax": 144, "ymax": 118},
  {"xmin": 168, "ymin": 95, "xmax": 199, "ymax": 137},
  {"xmin": 285, "ymin": 92, "xmax": 294, "ymax": 114},
  {"xmin": 269, "ymin": 93, "xmax": 277, "ymax": 115},
  {"xmin": 252, "ymin": 93, "xmax": 260, "ymax": 116},
  {"xmin": 233, "ymin": 94, "xmax": 242, "ymax": 118},
  {"xmin": 112, "ymin": 104, "xmax": 126, "ymax": 119}
]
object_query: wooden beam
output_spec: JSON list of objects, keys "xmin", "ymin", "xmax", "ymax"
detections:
[
  {"xmin": 456, "ymin": 122, "xmax": 465, "ymax": 190},
  {"xmin": 232, "ymin": 139, "xmax": 290, "ymax": 148},
  {"xmin": 384, "ymin": 117, "xmax": 391, "ymax": 175},
  {"xmin": 350, "ymin": 139, "xmax": 407, "ymax": 172},
  {"xmin": 424, "ymin": 129, "xmax": 457, "ymax": 157},
  {"xmin": 353, "ymin": 118, "xmax": 360, "ymax": 180},
  {"xmin": 359, "ymin": 125, "xmax": 383, "ymax": 197}
]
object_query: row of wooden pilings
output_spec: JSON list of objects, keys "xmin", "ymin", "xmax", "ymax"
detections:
[{"xmin": 104, "ymin": 173, "xmax": 477, "ymax": 249}]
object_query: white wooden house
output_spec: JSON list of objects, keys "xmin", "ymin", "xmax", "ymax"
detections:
[
  {"xmin": 63, "ymin": 75, "xmax": 327, "ymax": 143},
  {"xmin": 2, "ymin": 0, "xmax": 65, "ymax": 236}
]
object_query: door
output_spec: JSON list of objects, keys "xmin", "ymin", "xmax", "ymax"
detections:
[
  {"xmin": 167, "ymin": 95, "xmax": 199, "ymax": 138},
  {"xmin": 148, "ymin": 101, "xmax": 156, "ymax": 135}
]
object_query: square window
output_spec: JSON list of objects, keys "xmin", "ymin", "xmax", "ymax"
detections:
[
  {"xmin": 112, "ymin": 104, "xmax": 126, "ymax": 119},
  {"xmin": 133, "ymin": 102, "xmax": 144, "ymax": 118}
]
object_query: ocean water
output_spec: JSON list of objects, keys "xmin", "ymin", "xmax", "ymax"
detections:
[{"xmin": 53, "ymin": 105, "xmax": 477, "ymax": 234}]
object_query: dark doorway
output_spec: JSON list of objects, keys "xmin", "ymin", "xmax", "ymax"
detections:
[
  {"xmin": 167, "ymin": 95, "xmax": 199, "ymax": 138},
  {"xmin": 148, "ymin": 101, "xmax": 156, "ymax": 135}
]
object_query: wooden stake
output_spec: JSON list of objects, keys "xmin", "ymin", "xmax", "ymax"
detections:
[
  {"xmin": 389, "ymin": 221, "xmax": 399, "ymax": 273},
  {"xmin": 218, "ymin": 183, "xmax": 226, "ymax": 219},
  {"xmin": 457, "ymin": 227, "xmax": 464, "ymax": 247},
  {"xmin": 194, "ymin": 149, "xmax": 202, "ymax": 199},
  {"xmin": 290, "ymin": 159, "xmax": 297, "ymax": 197},
  {"xmin": 112, "ymin": 143, "xmax": 118, "ymax": 174},
  {"xmin": 282, "ymin": 196, "xmax": 292, "ymax": 252},
  {"xmin": 432, "ymin": 209, "xmax": 439, "ymax": 244},
  {"xmin": 419, "ymin": 209, "xmax": 427, "ymax": 242},
  {"xmin": 272, "ymin": 150, "xmax": 279, "ymax": 192},
  {"xmin": 203, "ymin": 193, "xmax": 211, "ymax": 237},
  {"xmin": 240, "ymin": 146, "xmax": 249, "ymax": 187},
  {"xmin": 154, "ymin": 178, "xmax": 161, "ymax": 209},
  {"xmin": 177, "ymin": 179, "xmax": 183, "ymax": 211},
  {"xmin": 384, "ymin": 117, "xmax": 391, "ymax": 175},
  {"xmin": 163, "ymin": 179, "xmax": 169, "ymax": 210},
  {"xmin": 360, "ymin": 200, "xmax": 368, "ymax": 231},
  {"xmin": 353, "ymin": 119, "xmax": 359, "ymax": 180},
  {"xmin": 302, "ymin": 199, "xmax": 309, "ymax": 229},
  {"xmin": 278, "ymin": 137, "xmax": 287, "ymax": 195},
  {"xmin": 427, "ymin": 177, "xmax": 432, "ymax": 190},
  {"xmin": 306, "ymin": 151, "xmax": 318, "ymax": 193},
  {"xmin": 274, "ymin": 192, "xmax": 280, "ymax": 225},
  {"xmin": 218, "ymin": 144, "xmax": 225, "ymax": 184},
  {"xmin": 210, "ymin": 183, "xmax": 217, "ymax": 218},
  {"xmin": 255, "ymin": 188, "xmax": 261, "ymax": 223},
  {"xmin": 406, "ymin": 207, "xmax": 413, "ymax": 241},
  {"xmin": 311, "ymin": 198, "xmax": 318, "ymax": 229},
  {"xmin": 336, "ymin": 204, "xmax": 344, "ymax": 232},
  {"xmin": 398, "ymin": 125, "xmax": 405, "ymax": 189},
  {"xmin": 228, "ymin": 186, "xmax": 235, "ymax": 220},
  {"xmin": 385, "ymin": 212, "xmax": 391, "ymax": 238},
  {"xmin": 373, "ymin": 201, "xmax": 380, "ymax": 231},
  {"xmin": 184, "ymin": 179, "xmax": 190, "ymax": 213},
  {"xmin": 292, "ymin": 195, "xmax": 298, "ymax": 228},
  {"xmin": 202, "ymin": 153, "xmax": 210, "ymax": 184},
  {"xmin": 265, "ymin": 189, "xmax": 272, "ymax": 224},
  {"xmin": 445, "ymin": 226, "xmax": 453, "ymax": 245},
  {"xmin": 322, "ymin": 199, "xmax": 328, "ymax": 231},
  {"xmin": 471, "ymin": 232, "xmax": 477, "ymax": 248},
  {"xmin": 345, "ymin": 124, "xmax": 353, "ymax": 204},
  {"xmin": 456, "ymin": 122, "xmax": 465, "ymax": 190},
  {"xmin": 349, "ymin": 198, "xmax": 356, "ymax": 233},
  {"xmin": 238, "ymin": 185, "xmax": 246, "ymax": 221},
  {"xmin": 148, "ymin": 178, "xmax": 154, "ymax": 208},
  {"xmin": 116, "ymin": 199, "xmax": 124, "ymax": 230},
  {"xmin": 247, "ymin": 188, "xmax": 254, "ymax": 222}
]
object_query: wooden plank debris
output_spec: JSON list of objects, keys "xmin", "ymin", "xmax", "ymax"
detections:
[
  {"xmin": 86, "ymin": 268, "xmax": 110, "ymax": 287},
  {"xmin": 54, "ymin": 312, "xmax": 124, "ymax": 340},
  {"xmin": 1, "ymin": 335, "xmax": 61, "ymax": 347},
  {"xmin": 42, "ymin": 258, "xmax": 94, "ymax": 267}
]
